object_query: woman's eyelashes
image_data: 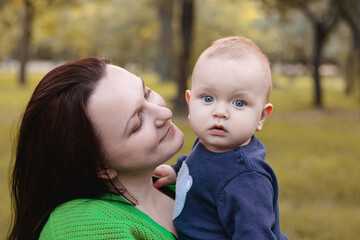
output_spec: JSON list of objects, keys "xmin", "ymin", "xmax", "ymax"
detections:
[
  {"xmin": 132, "ymin": 112, "xmax": 143, "ymax": 133},
  {"xmin": 133, "ymin": 89, "xmax": 151, "ymax": 134},
  {"xmin": 145, "ymin": 88, "xmax": 151, "ymax": 99}
]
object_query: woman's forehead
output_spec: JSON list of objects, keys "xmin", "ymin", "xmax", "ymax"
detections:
[
  {"xmin": 88, "ymin": 65, "xmax": 144, "ymax": 113},
  {"xmin": 86, "ymin": 65, "xmax": 144, "ymax": 136},
  {"xmin": 104, "ymin": 65, "xmax": 143, "ymax": 90}
]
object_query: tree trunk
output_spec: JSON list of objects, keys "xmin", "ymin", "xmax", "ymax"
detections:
[
  {"xmin": 174, "ymin": 0, "xmax": 194, "ymax": 116},
  {"xmin": 277, "ymin": 0, "xmax": 338, "ymax": 108},
  {"xmin": 313, "ymin": 24, "xmax": 324, "ymax": 108},
  {"xmin": 157, "ymin": 0, "xmax": 174, "ymax": 82},
  {"xmin": 18, "ymin": 0, "xmax": 34, "ymax": 85},
  {"xmin": 337, "ymin": 0, "xmax": 360, "ymax": 96},
  {"xmin": 344, "ymin": 49, "xmax": 360, "ymax": 95}
]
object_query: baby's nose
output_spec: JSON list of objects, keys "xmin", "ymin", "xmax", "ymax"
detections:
[{"xmin": 213, "ymin": 104, "xmax": 229, "ymax": 119}]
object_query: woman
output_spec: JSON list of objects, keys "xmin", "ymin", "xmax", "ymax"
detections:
[{"xmin": 8, "ymin": 57, "xmax": 184, "ymax": 240}]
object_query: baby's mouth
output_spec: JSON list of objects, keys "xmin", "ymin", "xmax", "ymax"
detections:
[{"xmin": 209, "ymin": 125, "xmax": 227, "ymax": 135}]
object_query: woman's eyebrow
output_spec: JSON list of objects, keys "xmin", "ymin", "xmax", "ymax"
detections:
[{"xmin": 140, "ymin": 77, "xmax": 146, "ymax": 92}]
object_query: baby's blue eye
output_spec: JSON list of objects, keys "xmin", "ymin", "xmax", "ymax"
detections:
[
  {"xmin": 233, "ymin": 100, "xmax": 245, "ymax": 108},
  {"xmin": 202, "ymin": 95, "xmax": 214, "ymax": 103}
]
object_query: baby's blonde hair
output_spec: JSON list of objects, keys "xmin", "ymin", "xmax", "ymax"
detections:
[{"xmin": 196, "ymin": 36, "xmax": 272, "ymax": 101}]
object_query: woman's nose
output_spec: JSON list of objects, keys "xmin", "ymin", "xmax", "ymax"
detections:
[
  {"xmin": 147, "ymin": 91, "xmax": 172, "ymax": 127},
  {"xmin": 154, "ymin": 106, "xmax": 172, "ymax": 127},
  {"xmin": 151, "ymin": 91, "xmax": 167, "ymax": 108}
]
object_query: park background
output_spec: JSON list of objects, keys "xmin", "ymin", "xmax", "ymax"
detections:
[{"xmin": 0, "ymin": 0, "xmax": 359, "ymax": 239}]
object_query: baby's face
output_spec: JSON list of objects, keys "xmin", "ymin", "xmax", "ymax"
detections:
[{"xmin": 186, "ymin": 56, "xmax": 271, "ymax": 152}]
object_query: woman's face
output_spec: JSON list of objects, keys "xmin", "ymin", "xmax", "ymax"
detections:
[{"xmin": 87, "ymin": 65, "xmax": 184, "ymax": 175}]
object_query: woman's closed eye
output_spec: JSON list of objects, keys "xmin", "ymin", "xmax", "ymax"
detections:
[
  {"xmin": 132, "ymin": 111, "xmax": 143, "ymax": 133},
  {"xmin": 132, "ymin": 88, "xmax": 151, "ymax": 134},
  {"xmin": 145, "ymin": 88, "xmax": 151, "ymax": 99}
]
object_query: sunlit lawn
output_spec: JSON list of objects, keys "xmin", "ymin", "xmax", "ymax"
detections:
[{"xmin": 1, "ymin": 70, "xmax": 359, "ymax": 239}]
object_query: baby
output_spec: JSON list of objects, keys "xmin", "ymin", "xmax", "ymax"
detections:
[{"xmin": 155, "ymin": 36, "xmax": 289, "ymax": 239}]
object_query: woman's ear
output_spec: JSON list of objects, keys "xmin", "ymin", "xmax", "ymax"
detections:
[
  {"xmin": 97, "ymin": 168, "xmax": 118, "ymax": 180},
  {"xmin": 256, "ymin": 103, "xmax": 273, "ymax": 131}
]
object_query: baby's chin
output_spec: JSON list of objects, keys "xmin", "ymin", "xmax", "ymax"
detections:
[{"xmin": 199, "ymin": 139, "xmax": 237, "ymax": 153}]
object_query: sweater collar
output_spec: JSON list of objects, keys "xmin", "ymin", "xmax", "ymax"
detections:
[
  {"xmin": 195, "ymin": 135, "xmax": 266, "ymax": 160},
  {"xmin": 100, "ymin": 192, "xmax": 132, "ymax": 205}
]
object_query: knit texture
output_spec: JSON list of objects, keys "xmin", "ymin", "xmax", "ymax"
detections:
[{"xmin": 39, "ymin": 193, "xmax": 176, "ymax": 240}]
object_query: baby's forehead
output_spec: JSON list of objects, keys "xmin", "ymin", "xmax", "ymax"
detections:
[
  {"xmin": 193, "ymin": 55, "xmax": 271, "ymax": 81},
  {"xmin": 192, "ymin": 56, "xmax": 272, "ymax": 100}
]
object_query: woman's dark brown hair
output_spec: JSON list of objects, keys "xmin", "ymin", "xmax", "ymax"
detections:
[{"xmin": 8, "ymin": 57, "xmax": 112, "ymax": 240}]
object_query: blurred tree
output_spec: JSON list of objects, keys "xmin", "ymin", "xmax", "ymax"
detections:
[
  {"xmin": 336, "ymin": 0, "xmax": 360, "ymax": 96},
  {"xmin": 0, "ymin": 0, "xmax": 6, "ymax": 7},
  {"xmin": 2, "ymin": 0, "xmax": 355, "ymax": 98},
  {"xmin": 261, "ymin": 0, "xmax": 339, "ymax": 108},
  {"xmin": 27, "ymin": 0, "xmax": 158, "ymax": 67},
  {"xmin": 9, "ymin": 0, "xmax": 77, "ymax": 85},
  {"xmin": 256, "ymin": 5, "xmax": 313, "ymax": 64},
  {"xmin": 193, "ymin": 0, "xmax": 277, "ymax": 60},
  {"xmin": 18, "ymin": 0, "xmax": 34, "ymax": 85},
  {"xmin": 0, "ymin": 0, "xmax": 21, "ymax": 61},
  {"xmin": 156, "ymin": 0, "xmax": 174, "ymax": 82},
  {"xmin": 174, "ymin": 0, "xmax": 194, "ymax": 116},
  {"xmin": 34, "ymin": 0, "xmax": 115, "ymax": 60}
]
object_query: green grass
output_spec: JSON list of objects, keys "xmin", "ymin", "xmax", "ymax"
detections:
[
  {"xmin": 1, "ymin": 71, "xmax": 359, "ymax": 239},
  {"xmin": 0, "ymin": 71, "xmax": 44, "ymax": 239}
]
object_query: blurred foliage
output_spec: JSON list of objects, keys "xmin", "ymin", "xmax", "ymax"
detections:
[
  {"xmin": 33, "ymin": 0, "xmax": 160, "ymax": 66},
  {"xmin": 1, "ymin": 0, "xmax": 359, "ymax": 100},
  {"xmin": 0, "ymin": 0, "xmax": 354, "ymax": 69}
]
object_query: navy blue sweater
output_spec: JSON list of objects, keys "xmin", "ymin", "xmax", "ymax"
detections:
[{"xmin": 172, "ymin": 136, "xmax": 289, "ymax": 240}]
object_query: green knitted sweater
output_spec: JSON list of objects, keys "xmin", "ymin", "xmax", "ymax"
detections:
[{"xmin": 39, "ymin": 192, "xmax": 176, "ymax": 239}]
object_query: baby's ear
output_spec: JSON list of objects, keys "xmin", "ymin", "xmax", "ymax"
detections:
[
  {"xmin": 185, "ymin": 90, "xmax": 191, "ymax": 120},
  {"xmin": 97, "ymin": 168, "xmax": 117, "ymax": 180},
  {"xmin": 185, "ymin": 90, "xmax": 191, "ymax": 104},
  {"xmin": 256, "ymin": 103, "xmax": 273, "ymax": 131}
]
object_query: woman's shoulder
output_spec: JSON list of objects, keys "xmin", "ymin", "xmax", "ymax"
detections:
[
  {"xmin": 40, "ymin": 194, "xmax": 176, "ymax": 239},
  {"xmin": 50, "ymin": 196, "xmax": 123, "ymax": 217},
  {"xmin": 43, "ymin": 195, "xmax": 139, "ymax": 225}
]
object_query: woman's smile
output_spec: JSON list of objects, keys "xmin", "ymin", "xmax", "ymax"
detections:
[{"xmin": 160, "ymin": 122, "xmax": 174, "ymax": 143}]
